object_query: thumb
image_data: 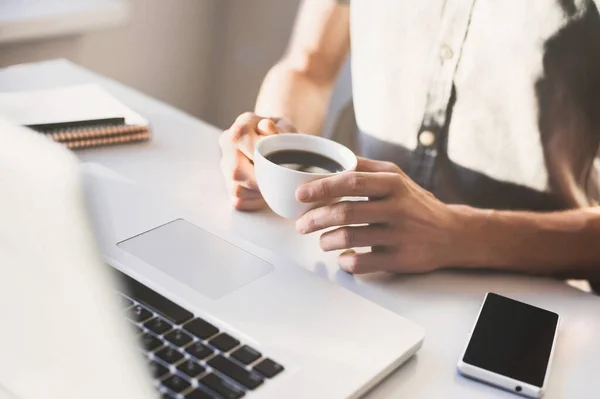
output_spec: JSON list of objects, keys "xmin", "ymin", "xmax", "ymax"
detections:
[{"xmin": 257, "ymin": 119, "xmax": 279, "ymax": 136}]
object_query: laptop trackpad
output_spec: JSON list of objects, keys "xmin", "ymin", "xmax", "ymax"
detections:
[{"xmin": 117, "ymin": 219, "xmax": 274, "ymax": 299}]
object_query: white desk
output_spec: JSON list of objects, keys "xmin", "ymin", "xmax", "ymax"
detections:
[{"xmin": 1, "ymin": 60, "xmax": 599, "ymax": 398}]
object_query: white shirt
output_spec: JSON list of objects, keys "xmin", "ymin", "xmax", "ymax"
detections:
[{"xmin": 347, "ymin": 0, "xmax": 600, "ymax": 210}]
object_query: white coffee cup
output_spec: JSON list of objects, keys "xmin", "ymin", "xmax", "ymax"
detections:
[{"xmin": 254, "ymin": 133, "xmax": 357, "ymax": 219}]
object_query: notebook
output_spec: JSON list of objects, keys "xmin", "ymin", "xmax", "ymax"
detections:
[{"xmin": 0, "ymin": 84, "xmax": 151, "ymax": 149}]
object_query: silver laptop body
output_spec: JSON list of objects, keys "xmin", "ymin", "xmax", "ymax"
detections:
[{"xmin": 0, "ymin": 119, "xmax": 424, "ymax": 399}]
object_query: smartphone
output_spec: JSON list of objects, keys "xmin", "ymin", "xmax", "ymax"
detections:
[{"xmin": 457, "ymin": 293, "xmax": 559, "ymax": 398}]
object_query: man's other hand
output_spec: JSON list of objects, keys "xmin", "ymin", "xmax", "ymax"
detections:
[
  {"xmin": 295, "ymin": 157, "xmax": 462, "ymax": 274},
  {"xmin": 219, "ymin": 112, "xmax": 296, "ymax": 211}
]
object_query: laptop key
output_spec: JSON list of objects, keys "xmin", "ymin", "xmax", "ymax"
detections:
[
  {"xmin": 200, "ymin": 373, "xmax": 245, "ymax": 399},
  {"xmin": 155, "ymin": 347, "xmax": 185, "ymax": 364},
  {"xmin": 185, "ymin": 342, "xmax": 214, "ymax": 360},
  {"xmin": 177, "ymin": 358, "xmax": 206, "ymax": 379},
  {"xmin": 141, "ymin": 333, "xmax": 164, "ymax": 351},
  {"xmin": 162, "ymin": 374, "xmax": 191, "ymax": 394},
  {"xmin": 254, "ymin": 358, "xmax": 284, "ymax": 378},
  {"xmin": 144, "ymin": 317, "xmax": 174, "ymax": 336},
  {"xmin": 115, "ymin": 269, "xmax": 194, "ymax": 325},
  {"xmin": 162, "ymin": 394, "xmax": 176, "ymax": 399},
  {"xmin": 129, "ymin": 305, "xmax": 152, "ymax": 323},
  {"xmin": 183, "ymin": 318, "xmax": 219, "ymax": 340},
  {"xmin": 208, "ymin": 355, "xmax": 263, "ymax": 390},
  {"xmin": 209, "ymin": 333, "xmax": 240, "ymax": 352},
  {"xmin": 165, "ymin": 329, "xmax": 194, "ymax": 347},
  {"xmin": 231, "ymin": 346, "xmax": 261, "ymax": 365},
  {"xmin": 149, "ymin": 361, "xmax": 169, "ymax": 379},
  {"xmin": 185, "ymin": 388, "xmax": 219, "ymax": 399}
]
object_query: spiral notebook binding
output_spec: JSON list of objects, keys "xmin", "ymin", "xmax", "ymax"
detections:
[
  {"xmin": 48, "ymin": 124, "xmax": 149, "ymax": 142},
  {"xmin": 61, "ymin": 131, "xmax": 152, "ymax": 149},
  {"xmin": 41, "ymin": 124, "xmax": 151, "ymax": 149}
]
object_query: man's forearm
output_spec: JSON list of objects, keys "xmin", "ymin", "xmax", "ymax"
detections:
[
  {"xmin": 254, "ymin": 0, "xmax": 349, "ymax": 134},
  {"xmin": 449, "ymin": 205, "xmax": 600, "ymax": 277},
  {"xmin": 255, "ymin": 60, "xmax": 335, "ymax": 135}
]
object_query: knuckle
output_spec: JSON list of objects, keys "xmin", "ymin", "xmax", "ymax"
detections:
[
  {"xmin": 388, "ymin": 174, "xmax": 403, "ymax": 191},
  {"xmin": 349, "ymin": 173, "xmax": 365, "ymax": 191},
  {"xmin": 231, "ymin": 197, "xmax": 244, "ymax": 209},
  {"xmin": 383, "ymin": 161, "xmax": 400, "ymax": 173},
  {"xmin": 236, "ymin": 112, "xmax": 256, "ymax": 123},
  {"xmin": 229, "ymin": 125, "xmax": 245, "ymax": 140},
  {"xmin": 231, "ymin": 184, "xmax": 244, "ymax": 197},
  {"xmin": 340, "ymin": 228, "xmax": 354, "ymax": 247},
  {"xmin": 317, "ymin": 180, "xmax": 330, "ymax": 198},
  {"xmin": 336, "ymin": 203, "xmax": 354, "ymax": 224},
  {"xmin": 232, "ymin": 197, "xmax": 260, "ymax": 211},
  {"xmin": 307, "ymin": 213, "xmax": 320, "ymax": 231},
  {"xmin": 230, "ymin": 166, "xmax": 244, "ymax": 182}
]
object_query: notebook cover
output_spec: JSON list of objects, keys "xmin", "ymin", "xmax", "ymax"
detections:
[{"xmin": 0, "ymin": 84, "xmax": 152, "ymax": 149}]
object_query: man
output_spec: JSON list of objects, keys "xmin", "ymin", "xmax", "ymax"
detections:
[{"xmin": 218, "ymin": 0, "xmax": 600, "ymax": 282}]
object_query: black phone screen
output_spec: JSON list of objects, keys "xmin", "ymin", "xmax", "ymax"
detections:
[{"xmin": 462, "ymin": 293, "xmax": 559, "ymax": 387}]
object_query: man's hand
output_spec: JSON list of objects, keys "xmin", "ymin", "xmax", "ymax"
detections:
[
  {"xmin": 219, "ymin": 112, "xmax": 296, "ymax": 211},
  {"xmin": 295, "ymin": 157, "xmax": 461, "ymax": 274}
]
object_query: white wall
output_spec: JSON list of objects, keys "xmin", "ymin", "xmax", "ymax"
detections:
[
  {"xmin": 0, "ymin": 0, "xmax": 354, "ymax": 134},
  {"xmin": 207, "ymin": 0, "xmax": 301, "ymax": 127},
  {"xmin": 0, "ymin": 0, "xmax": 217, "ymax": 119}
]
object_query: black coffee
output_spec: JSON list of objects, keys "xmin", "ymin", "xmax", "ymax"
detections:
[{"xmin": 266, "ymin": 150, "xmax": 345, "ymax": 173}]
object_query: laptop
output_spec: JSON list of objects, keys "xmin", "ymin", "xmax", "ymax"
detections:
[{"xmin": 0, "ymin": 118, "xmax": 424, "ymax": 399}]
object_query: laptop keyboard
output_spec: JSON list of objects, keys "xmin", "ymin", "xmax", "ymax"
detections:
[{"xmin": 116, "ymin": 270, "xmax": 284, "ymax": 399}]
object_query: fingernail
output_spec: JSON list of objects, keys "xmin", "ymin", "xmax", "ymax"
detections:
[
  {"xmin": 258, "ymin": 119, "xmax": 277, "ymax": 134},
  {"xmin": 338, "ymin": 257, "xmax": 352, "ymax": 272},
  {"xmin": 295, "ymin": 219, "xmax": 307, "ymax": 234},
  {"xmin": 339, "ymin": 249, "xmax": 355, "ymax": 260},
  {"xmin": 296, "ymin": 186, "xmax": 310, "ymax": 201},
  {"xmin": 338, "ymin": 250, "xmax": 356, "ymax": 271}
]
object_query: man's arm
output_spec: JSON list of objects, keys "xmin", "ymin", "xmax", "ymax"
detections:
[
  {"xmin": 453, "ymin": 206, "xmax": 600, "ymax": 278},
  {"xmin": 255, "ymin": 0, "xmax": 350, "ymax": 134},
  {"xmin": 293, "ymin": 158, "xmax": 600, "ymax": 278},
  {"xmin": 219, "ymin": 0, "xmax": 350, "ymax": 211}
]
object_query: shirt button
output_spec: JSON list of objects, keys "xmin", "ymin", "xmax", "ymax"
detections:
[
  {"xmin": 440, "ymin": 44, "xmax": 454, "ymax": 60},
  {"xmin": 419, "ymin": 130, "xmax": 436, "ymax": 147}
]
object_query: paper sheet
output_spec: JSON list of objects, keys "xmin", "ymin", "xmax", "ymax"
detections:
[{"xmin": 0, "ymin": 83, "xmax": 148, "ymax": 126}]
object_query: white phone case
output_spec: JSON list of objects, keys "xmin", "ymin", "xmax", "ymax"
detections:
[{"xmin": 456, "ymin": 293, "xmax": 560, "ymax": 398}]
